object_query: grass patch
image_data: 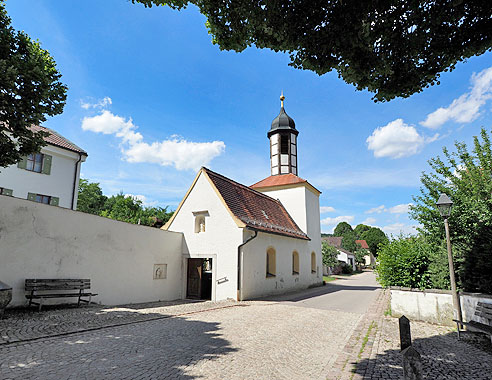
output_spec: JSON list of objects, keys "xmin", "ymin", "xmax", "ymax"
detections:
[
  {"xmin": 384, "ymin": 303, "xmax": 392, "ymax": 316},
  {"xmin": 323, "ymin": 276, "xmax": 336, "ymax": 282},
  {"xmin": 358, "ymin": 321, "xmax": 377, "ymax": 359}
]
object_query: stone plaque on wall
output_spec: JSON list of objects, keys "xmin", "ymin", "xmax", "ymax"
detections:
[{"xmin": 153, "ymin": 264, "xmax": 167, "ymax": 280}]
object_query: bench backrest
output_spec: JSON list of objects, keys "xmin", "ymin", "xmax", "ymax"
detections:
[
  {"xmin": 475, "ymin": 302, "xmax": 492, "ymax": 321},
  {"xmin": 25, "ymin": 279, "xmax": 91, "ymax": 291}
]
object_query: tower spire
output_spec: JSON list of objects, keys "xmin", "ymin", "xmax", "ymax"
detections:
[{"xmin": 280, "ymin": 91, "xmax": 285, "ymax": 108}]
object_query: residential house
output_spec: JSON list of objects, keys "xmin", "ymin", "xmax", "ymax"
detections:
[
  {"xmin": 0, "ymin": 125, "xmax": 87, "ymax": 209},
  {"xmin": 356, "ymin": 239, "xmax": 375, "ymax": 266}
]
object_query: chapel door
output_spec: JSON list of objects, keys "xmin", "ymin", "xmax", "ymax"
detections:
[{"xmin": 187, "ymin": 258, "xmax": 203, "ymax": 299}]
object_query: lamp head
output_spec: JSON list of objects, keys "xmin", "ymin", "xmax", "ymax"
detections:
[{"xmin": 436, "ymin": 193, "xmax": 453, "ymax": 218}]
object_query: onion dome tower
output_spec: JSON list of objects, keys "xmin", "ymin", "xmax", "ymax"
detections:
[{"xmin": 268, "ymin": 92, "xmax": 299, "ymax": 176}]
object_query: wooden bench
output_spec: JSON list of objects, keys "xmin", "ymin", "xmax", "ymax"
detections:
[
  {"xmin": 454, "ymin": 301, "xmax": 492, "ymax": 343},
  {"xmin": 25, "ymin": 279, "xmax": 97, "ymax": 311}
]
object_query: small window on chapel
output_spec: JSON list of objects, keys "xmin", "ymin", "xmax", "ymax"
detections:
[
  {"xmin": 280, "ymin": 135, "xmax": 289, "ymax": 154},
  {"xmin": 266, "ymin": 248, "xmax": 276, "ymax": 277}
]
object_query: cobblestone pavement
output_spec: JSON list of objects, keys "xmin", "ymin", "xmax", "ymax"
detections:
[
  {"xmin": 1, "ymin": 299, "xmax": 361, "ymax": 379},
  {"xmin": 337, "ymin": 289, "xmax": 492, "ymax": 380}
]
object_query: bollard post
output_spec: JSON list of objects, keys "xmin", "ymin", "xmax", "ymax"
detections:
[
  {"xmin": 401, "ymin": 346, "xmax": 423, "ymax": 380},
  {"xmin": 399, "ymin": 315, "xmax": 412, "ymax": 351}
]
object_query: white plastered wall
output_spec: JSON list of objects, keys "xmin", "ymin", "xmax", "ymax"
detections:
[
  {"xmin": 0, "ymin": 195, "xmax": 183, "ymax": 307},
  {"xmin": 241, "ymin": 231, "xmax": 322, "ymax": 299},
  {"xmin": 0, "ymin": 145, "xmax": 85, "ymax": 209},
  {"xmin": 165, "ymin": 171, "xmax": 243, "ymax": 301},
  {"xmin": 254, "ymin": 184, "xmax": 323, "ymax": 289}
]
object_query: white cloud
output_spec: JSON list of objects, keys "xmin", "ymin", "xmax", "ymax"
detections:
[
  {"xmin": 382, "ymin": 223, "xmax": 418, "ymax": 236},
  {"xmin": 320, "ymin": 206, "xmax": 336, "ymax": 214},
  {"xmin": 366, "ymin": 119, "xmax": 429, "ymax": 159},
  {"xmin": 388, "ymin": 203, "xmax": 412, "ymax": 214},
  {"xmin": 320, "ymin": 215, "xmax": 354, "ymax": 226},
  {"xmin": 366, "ymin": 205, "xmax": 386, "ymax": 214},
  {"xmin": 361, "ymin": 217, "xmax": 377, "ymax": 225},
  {"xmin": 81, "ymin": 96, "xmax": 112, "ymax": 110},
  {"xmin": 82, "ymin": 109, "xmax": 225, "ymax": 171},
  {"xmin": 420, "ymin": 67, "xmax": 492, "ymax": 129}
]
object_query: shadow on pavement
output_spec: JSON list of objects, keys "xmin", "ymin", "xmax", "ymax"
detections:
[{"xmin": 352, "ymin": 331, "xmax": 492, "ymax": 380}]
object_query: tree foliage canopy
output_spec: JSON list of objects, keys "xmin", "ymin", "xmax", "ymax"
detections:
[
  {"xmin": 77, "ymin": 179, "xmax": 173, "ymax": 227},
  {"xmin": 410, "ymin": 128, "xmax": 492, "ymax": 293},
  {"xmin": 361, "ymin": 227, "xmax": 388, "ymax": 257},
  {"xmin": 333, "ymin": 221, "xmax": 352, "ymax": 237},
  {"xmin": 132, "ymin": 0, "xmax": 492, "ymax": 101},
  {"xmin": 322, "ymin": 241, "xmax": 338, "ymax": 269},
  {"xmin": 0, "ymin": 1, "xmax": 67, "ymax": 168}
]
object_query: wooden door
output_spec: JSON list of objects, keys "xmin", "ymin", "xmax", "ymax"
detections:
[{"xmin": 187, "ymin": 258, "xmax": 203, "ymax": 299}]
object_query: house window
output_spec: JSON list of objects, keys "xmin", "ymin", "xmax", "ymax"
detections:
[
  {"xmin": 27, "ymin": 153, "xmax": 44, "ymax": 173},
  {"xmin": 194, "ymin": 215, "xmax": 206, "ymax": 233},
  {"xmin": 292, "ymin": 251, "xmax": 299, "ymax": 275},
  {"xmin": 0, "ymin": 187, "xmax": 13, "ymax": 196},
  {"xmin": 36, "ymin": 194, "xmax": 51, "ymax": 204},
  {"xmin": 266, "ymin": 248, "xmax": 276, "ymax": 277},
  {"xmin": 280, "ymin": 135, "xmax": 289, "ymax": 154},
  {"xmin": 311, "ymin": 252, "xmax": 316, "ymax": 273}
]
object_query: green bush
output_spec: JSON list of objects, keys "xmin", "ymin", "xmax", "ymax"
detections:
[
  {"xmin": 341, "ymin": 263, "xmax": 353, "ymax": 274},
  {"xmin": 375, "ymin": 235, "xmax": 431, "ymax": 289}
]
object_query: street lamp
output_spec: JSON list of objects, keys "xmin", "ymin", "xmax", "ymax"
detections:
[{"xmin": 436, "ymin": 193, "xmax": 463, "ymax": 324}]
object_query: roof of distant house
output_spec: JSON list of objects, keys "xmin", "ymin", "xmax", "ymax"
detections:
[
  {"xmin": 31, "ymin": 125, "xmax": 87, "ymax": 155},
  {"xmin": 204, "ymin": 168, "xmax": 309, "ymax": 240},
  {"xmin": 356, "ymin": 240, "xmax": 369, "ymax": 249},
  {"xmin": 250, "ymin": 173, "xmax": 321, "ymax": 194},
  {"xmin": 322, "ymin": 236, "xmax": 343, "ymax": 248}
]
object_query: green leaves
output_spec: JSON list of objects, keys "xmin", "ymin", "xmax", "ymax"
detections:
[
  {"xmin": 322, "ymin": 241, "xmax": 338, "ymax": 268},
  {"xmin": 0, "ymin": 1, "xmax": 67, "ymax": 168},
  {"xmin": 411, "ymin": 127, "xmax": 492, "ymax": 293},
  {"xmin": 131, "ymin": 0, "xmax": 492, "ymax": 101}
]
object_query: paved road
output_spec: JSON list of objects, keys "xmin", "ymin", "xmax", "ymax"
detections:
[{"xmin": 263, "ymin": 270, "xmax": 381, "ymax": 314}]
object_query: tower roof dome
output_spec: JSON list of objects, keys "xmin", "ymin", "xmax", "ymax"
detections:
[{"xmin": 268, "ymin": 93, "xmax": 298, "ymax": 138}]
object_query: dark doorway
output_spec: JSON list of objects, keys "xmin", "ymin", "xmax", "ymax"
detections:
[{"xmin": 186, "ymin": 258, "xmax": 212, "ymax": 300}]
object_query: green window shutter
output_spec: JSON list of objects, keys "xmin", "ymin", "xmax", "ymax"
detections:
[
  {"xmin": 3, "ymin": 189, "xmax": 13, "ymax": 196},
  {"xmin": 42, "ymin": 154, "xmax": 52, "ymax": 175},
  {"xmin": 27, "ymin": 192, "xmax": 36, "ymax": 201},
  {"xmin": 17, "ymin": 157, "xmax": 27, "ymax": 170},
  {"xmin": 49, "ymin": 197, "xmax": 59, "ymax": 206}
]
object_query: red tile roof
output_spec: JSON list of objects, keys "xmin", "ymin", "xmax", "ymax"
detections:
[
  {"xmin": 251, "ymin": 173, "xmax": 307, "ymax": 188},
  {"xmin": 31, "ymin": 125, "xmax": 87, "ymax": 155},
  {"xmin": 251, "ymin": 173, "xmax": 321, "ymax": 194},
  {"xmin": 204, "ymin": 168, "xmax": 309, "ymax": 240},
  {"xmin": 322, "ymin": 236, "xmax": 343, "ymax": 248},
  {"xmin": 356, "ymin": 240, "xmax": 369, "ymax": 249}
]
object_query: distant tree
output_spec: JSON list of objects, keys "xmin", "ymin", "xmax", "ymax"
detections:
[
  {"xmin": 77, "ymin": 179, "xmax": 107, "ymax": 215},
  {"xmin": 77, "ymin": 179, "xmax": 173, "ymax": 227},
  {"xmin": 361, "ymin": 227, "xmax": 388, "ymax": 257},
  {"xmin": 132, "ymin": 0, "xmax": 492, "ymax": 101},
  {"xmin": 334, "ymin": 222, "xmax": 353, "ymax": 237},
  {"xmin": 322, "ymin": 241, "xmax": 339, "ymax": 269},
  {"xmin": 354, "ymin": 244, "xmax": 367, "ymax": 267},
  {"xmin": 0, "ymin": 1, "xmax": 67, "ymax": 168},
  {"xmin": 354, "ymin": 224, "xmax": 371, "ymax": 239},
  {"xmin": 341, "ymin": 231, "xmax": 357, "ymax": 252}
]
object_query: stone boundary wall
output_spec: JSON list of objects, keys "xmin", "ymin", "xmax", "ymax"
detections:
[
  {"xmin": 390, "ymin": 287, "xmax": 492, "ymax": 326},
  {"xmin": 0, "ymin": 195, "xmax": 184, "ymax": 307}
]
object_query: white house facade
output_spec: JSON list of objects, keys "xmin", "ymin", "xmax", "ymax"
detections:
[
  {"xmin": 0, "ymin": 125, "xmax": 87, "ymax": 209},
  {"xmin": 164, "ymin": 96, "xmax": 323, "ymax": 301}
]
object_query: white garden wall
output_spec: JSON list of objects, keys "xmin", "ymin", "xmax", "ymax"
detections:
[
  {"xmin": 390, "ymin": 287, "xmax": 492, "ymax": 326},
  {"xmin": 0, "ymin": 195, "xmax": 183, "ymax": 307}
]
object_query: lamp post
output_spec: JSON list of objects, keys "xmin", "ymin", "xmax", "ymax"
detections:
[{"xmin": 436, "ymin": 193, "xmax": 463, "ymax": 324}]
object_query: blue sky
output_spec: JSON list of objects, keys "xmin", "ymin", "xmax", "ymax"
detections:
[{"xmin": 7, "ymin": 0, "xmax": 492, "ymax": 235}]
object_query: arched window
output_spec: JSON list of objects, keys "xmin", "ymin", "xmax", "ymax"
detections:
[
  {"xmin": 194, "ymin": 215, "xmax": 206, "ymax": 233},
  {"xmin": 292, "ymin": 251, "xmax": 299, "ymax": 275},
  {"xmin": 311, "ymin": 252, "xmax": 316, "ymax": 273},
  {"xmin": 266, "ymin": 248, "xmax": 276, "ymax": 277}
]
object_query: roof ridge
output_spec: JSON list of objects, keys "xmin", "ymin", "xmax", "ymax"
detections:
[{"xmin": 203, "ymin": 167, "xmax": 282, "ymax": 203}]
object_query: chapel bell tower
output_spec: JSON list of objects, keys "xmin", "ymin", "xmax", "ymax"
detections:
[{"xmin": 268, "ymin": 93, "xmax": 299, "ymax": 176}]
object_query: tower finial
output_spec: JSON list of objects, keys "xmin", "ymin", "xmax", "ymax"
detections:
[{"xmin": 280, "ymin": 91, "xmax": 285, "ymax": 108}]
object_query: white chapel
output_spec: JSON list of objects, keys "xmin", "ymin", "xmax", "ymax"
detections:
[{"xmin": 164, "ymin": 95, "xmax": 323, "ymax": 301}]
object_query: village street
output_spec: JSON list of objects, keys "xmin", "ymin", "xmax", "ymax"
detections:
[{"xmin": 1, "ymin": 271, "xmax": 491, "ymax": 380}]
